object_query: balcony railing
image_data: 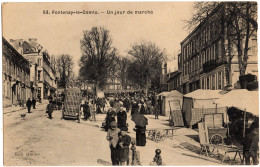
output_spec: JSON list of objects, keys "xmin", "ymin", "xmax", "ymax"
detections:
[{"xmin": 203, "ymin": 58, "xmax": 226, "ymax": 73}]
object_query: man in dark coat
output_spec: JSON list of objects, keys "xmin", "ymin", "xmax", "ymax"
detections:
[
  {"xmin": 123, "ymin": 97, "xmax": 131, "ymax": 113},
  {"xmin": 125, "ymin": 98, "xmax": 131, "ymax": 113},
  {"xmin": 158, "ymin": 97, "xmax": 162, "ymax": 115},
  {"xmin": 117, "ymin": 107, "xmax": 127, "ymax": 130},
  {"xmin": 32, "ymin": 97, "xmax": 36, "ymax": 109},
  {"xmin": 46, "ymin": 100, "xmax": 54, "ymax": 119},
  {"xmin": 118, "ymin": 127, "xmax": 131, "ymax": 166},
  {"xmin": 140, "ymin": 102, "xmax": 146, "ymax": 114},
  {"xmin": 100, "ymin": 98, "xmax": 106, "ymax": 113},
  {"xmin": 96, "ymin": 98, "xmax": 102, "ymax": 114},
  {"xmin": 154, "ymin": 101, "xmax": 159, "ymax": 119},
  {"xmin": 105, "ymin": 109, "xmax": 116, "ymax": 131},
  {"xmin": 243, "ymin": 123, "xmax": 259, "ymax": 165},
  {"xmin": 26, "ymin": 98, "xmax": 32, "ymax": 113},
  {"xmin": 131, "ymin": 101, "xmax": 139, "ymax": 115},
  {"xmin": 81, "ymin": 101, "xmax": 90, "ymax": 121}
]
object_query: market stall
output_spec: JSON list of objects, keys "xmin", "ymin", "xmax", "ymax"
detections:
[
  {"xmin": 162, "ymin": 90, "xmax": 183, "ymax": 117},
  {"xmin": 215, "ymin": 89, "xmax": 259, "ymax": 140},
  {"xmin": 182, "ymin": 89, "xmax": 228, "ymax": 128}
]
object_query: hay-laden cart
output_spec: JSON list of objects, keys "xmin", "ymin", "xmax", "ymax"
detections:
[{"xmin": 62, "ymin": 88, "xmax": 82, "ymax": 123}]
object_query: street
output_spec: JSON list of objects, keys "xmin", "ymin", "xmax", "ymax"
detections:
[{"xmin": 3, "ymin": 101, "xmax": 222, "ymax": 166}]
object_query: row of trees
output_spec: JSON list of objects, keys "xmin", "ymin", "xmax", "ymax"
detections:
[
  {"xmin": 53, "ymin": 2, "xmax": 257, "ymax": 92},
  {"xmin": 79, "ymin": 26, "xmax": 166, "ymax": 93},
  {"xmin": 51, "ymin": 54, "xmax": 74, "ymax": 88}
]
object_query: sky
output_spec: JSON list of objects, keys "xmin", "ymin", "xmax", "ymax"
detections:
[{"xmin": 2, "ymin": 2, "xmax": 195, "ymax": 75}]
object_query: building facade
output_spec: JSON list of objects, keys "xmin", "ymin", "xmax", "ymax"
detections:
[
  {"xmin": 10, "ymin": 38, "xmax": 57, "ymax": 101},
  {"xmin": 104, "ymin": 76, "xmax": 122, "ymax": 93},
  {"xmin": 160, "ymin": 62, "xmax": 170, "ymax": 92},
  {"xmin": 180, "ymin": 4, "xmax": 257, "ymax": 94},
  {"xmin": 2, "ymin": 37, "xmax": 31, "ymax": 107},
  {"xmin": 167, "ymin": 71, "xmax": 182, "ymax": 92}
]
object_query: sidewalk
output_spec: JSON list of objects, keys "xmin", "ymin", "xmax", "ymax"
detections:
[{"xmin": 3, "ymin": 100, "xmax": 49, "ymax": 114}]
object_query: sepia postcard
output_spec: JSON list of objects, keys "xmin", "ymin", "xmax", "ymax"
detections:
[{"xmin": 2, "ymin": 1, "xmax": 259, "ymax": 166}]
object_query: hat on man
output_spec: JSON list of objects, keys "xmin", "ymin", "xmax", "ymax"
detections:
[
  {"xmin": 110, "ymin": 121, "xmax": 117, "ymax": 128},
  {"xmin": 121, "ymin": 126, "xmax": 128, "ymax": 132}
]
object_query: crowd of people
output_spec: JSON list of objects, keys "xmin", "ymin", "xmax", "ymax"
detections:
[
  {"xmin": 43, "ymin": 90, "xmax": 259, "ymax": 166},
  {"xmin": 102, "ymin": 92, "xmax": 159, "ymax": 166}
]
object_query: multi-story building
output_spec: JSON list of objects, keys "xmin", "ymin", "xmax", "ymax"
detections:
[
  {"xmin": 2, "ymin": 37, "xmax": 31, "ymax": 107},
  {"xmin": 167, "ymin": 53, "xmax": 183, "ymax": 93},
  {"xmin": 167, "ymin": 71, "xmax": 182, "ymax": 92},
  {"xmin": 159, "ymin": 63, "xmax": 168, "ymax": 92},
  {"xmin": 104, "ymin": 76, "xmax": 122, "ymax": 93},
  {"xmin": 10, "ymin": 38, "xmax": 57, "ymax": 101},
  {"xmin": 180, "ymin": 4, "xmax": 257, "ymax": 94}
]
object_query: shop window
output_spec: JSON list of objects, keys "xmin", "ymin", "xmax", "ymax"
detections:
[
  {"xmin": 38, "ymin": 87, "xmax": 41, "ymax": 98},
  {"xmin": 207, "ymin": 77, "xmax": 210, "ymax": 89},
  {"xmin": 218, "ymin": 72, "xmax": 222, "ymax": 89},
  {"xmin": 212, "ymin": 75, "xmax": 215, "ymax": 90},
  {"xmin": 38, "ymin": 71, "xmax": 41, "ymax": 81},
  {"xmin": 38, "ymin": 58, "xmax": 42, "ymax": 66}
]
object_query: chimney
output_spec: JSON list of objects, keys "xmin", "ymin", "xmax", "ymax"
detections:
[
  {"xmin": 9, "ymin": 39, "xmax": 24, "ymax": 54},
  {"xmin": 29, "ymin": 38, "xmax": 37, "ymax": 43}
]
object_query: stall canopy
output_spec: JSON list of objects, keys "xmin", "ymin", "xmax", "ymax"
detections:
[
  {"xmin": 183, "ymin": 89, "xmax": 228, "ymax": 126},
  {"xmin": 161, "ymin": 90, "xmax": 183, "ymax": 117},
  {"xmin": 184, "ymin": 89, "xmax": 225, "ymax": 99},
  {"xmin": 215, "ymin": 89, "xmax": 259, "ymax": 116},
  {"xmin": 184, "ymin": 89, "xmax": 226, "ymax": 108},
  {"xmin": 156, "ymin": 91, "xmax": 171, "ymax": 97}
]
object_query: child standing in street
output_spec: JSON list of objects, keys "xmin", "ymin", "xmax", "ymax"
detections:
[
  {"xmin": 106, "ymin": 121, "xmax": 120, "ymax": 166},
  {"xmin": 118, "ymin": 127, "xmax": 131, "ymax": 166}
]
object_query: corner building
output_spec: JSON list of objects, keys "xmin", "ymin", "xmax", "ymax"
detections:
[
  {"xmin": 2, "ymin": 37, "xmax": 31, "ymax": 107},
  {"xmin": 10, "ymin": 38, "xmax": 57, "ymax": 101},
  {"xmin": 180, "ymin": 4, "xmax": 257, "ymax": 94}
]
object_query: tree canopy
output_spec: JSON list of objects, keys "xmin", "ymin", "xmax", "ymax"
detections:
[
  {"xmin": 79, "ymin": 26, "xmax": 117, "ymax": 90},
  {"xmin": 56, "ymin": 54, "xmax": 74, "ymax": 88},
  {"xmin": 127, "ymin": 41, "xmax": 166, "ymax": 92}
]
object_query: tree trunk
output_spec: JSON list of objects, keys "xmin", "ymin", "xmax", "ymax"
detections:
[
  {"xmin": 234, "ymin": 16, "xmax": 246, "ymax": 76},
  {"xmin": 227, "ymin": 28, "xmax": 233, "ymax": 87},
  {"xmin": 242, "ymin": 2, "xmax": 250, "ymax": 76},
  {"xmin": 145, "ymin": 76, "xmax": 149, "ymax": 96}
]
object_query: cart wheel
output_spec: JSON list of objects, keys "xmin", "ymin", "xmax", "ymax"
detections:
[{"xmin": 210, "ymin": 134, "xmax": 223, "ymax": 145}]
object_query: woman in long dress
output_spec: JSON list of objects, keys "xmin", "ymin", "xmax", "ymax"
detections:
[
  {"xmin": 135, "ymin": 125, "xmax": 147, "ymax": 146},
  {"xmin": 133, "ymin": 113, "xmax": 148, "ymax": 146}
]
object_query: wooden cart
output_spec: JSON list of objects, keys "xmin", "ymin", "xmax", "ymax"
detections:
[
  {"xmin": 146, "ymin": 128, "xmax": 179, "ymax": 142},
  {"xmin": 204, "ymin": 113, "xmax": 227, "ymax": 145},
  {"xmin": 62, "ymin": 88, "xmax": 82, "ymax": 123}
]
